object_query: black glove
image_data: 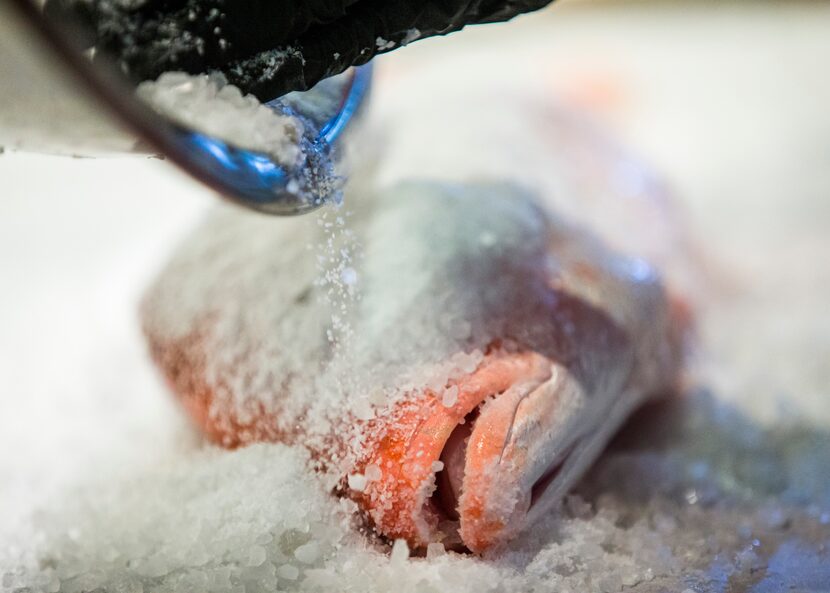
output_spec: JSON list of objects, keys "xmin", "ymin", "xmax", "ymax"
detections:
[{"xmin": 46, "ymin": 0, "xmax": 554, "ymax": 100}]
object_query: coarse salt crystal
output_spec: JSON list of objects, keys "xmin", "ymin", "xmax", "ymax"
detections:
[
  {"xmin": 376, "ymin": 37, "xmax": 396, "ymax": 51},
  {"xmin": 390, "ymin": 539, "xmax": 409, "ymax": 564},
  {"xmin": 431, "ymin": 461, "xmax": 444, "ymax": 473},
  {"xmin": 364, "ymin": 464, "xmax": 382, "ymax": 482},
  {"xmin": 426, "ymin": 542, "xmax": 446, "ymax": 559},
  {"xmin": 247, "ymin": 545, "xmax": 267, "ymax": 566},
  {"xmin": 276, "ymin": 564, "xmax": 299, "ymax": 580},
  {"xmin": 294, "ymin": 541, "xmax": 320, "ymax": 564},
  {"xmin": 426, "ymin": 371, "xmax": 449, "ymax": 393},
  {"xmin": 347, "ymin": 473, "xmax": 367, "ymax": 492},
  {"xmin": 442, "ymin": 385, "xmax": 459, "ymax": 408},
  {"xmin": 402, "ymin": 28, "xmax": 420, "ymax": 45},
  {"xmin": 353, "ymin": 398, "xmax": 374, "ymax": 421}
]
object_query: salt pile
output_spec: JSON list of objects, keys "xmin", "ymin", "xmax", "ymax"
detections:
[
  {"xmin": 136, "ymin": 69, "xmax": 352, "ymax": 207},
  {"xmin": 137, "ymin": 72, "xmax": 306, "ymax": 169},
  {"xmin": 2, "ymin": 445, "xmax": 359, "ymax": 593}
]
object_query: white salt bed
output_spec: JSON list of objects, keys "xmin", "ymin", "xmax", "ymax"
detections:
[
  {"xmin": 137, "ymin": 72, "xmax": 306, "ymax": 168},
  {"xmin": 2, "ymin": 3, "xmax": 830, "ymax": 593}
]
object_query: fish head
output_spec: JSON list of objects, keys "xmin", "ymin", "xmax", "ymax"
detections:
[{"xmin": 354, "ymin": 339, "xmax": 648, "ymax": 553}]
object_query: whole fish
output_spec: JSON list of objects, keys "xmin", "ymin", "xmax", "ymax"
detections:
[{"xmin": 142, "ymin": 82, "xmax": 691, "ymax": 553}]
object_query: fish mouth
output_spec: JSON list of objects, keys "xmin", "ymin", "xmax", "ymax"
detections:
[
  {"xmin": 431, "ymin": 363, "xmax": 584, "ymax": 553},
  {"xmin": 356, "ymin": 351, "xmax": 589, "ymax": 554},
  {"xmin": 435, "ymin": 412, "xmax": 578, "ymax": 521}
]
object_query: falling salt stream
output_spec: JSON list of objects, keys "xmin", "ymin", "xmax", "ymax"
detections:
[{"xmin": 2, "ymin": 5, "xmax": 830, "ymax": 593}]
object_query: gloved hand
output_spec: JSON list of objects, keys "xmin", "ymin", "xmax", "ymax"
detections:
[{"xmin": 46, "ymin": 0, "xmax": 554, "ymax": 100}]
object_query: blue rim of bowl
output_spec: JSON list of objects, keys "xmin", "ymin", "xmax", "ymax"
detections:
[{"xmin": 170, "ymin": 64, "xmax": 373, "ymax": 215}]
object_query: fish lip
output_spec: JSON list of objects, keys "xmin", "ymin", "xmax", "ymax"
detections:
[
  {"xmin": 453, "ymin": 363, "xmax": 591, "ymax": 553},
  {"xmin": 433, "ymin": 411, "xmax": 581, "ymax": 525},
  {"xmin": 355, "ymin": 352, "xmax": 555, "ymax": 548},
  {"xmin": 356, "ymin": 352, "xmax": 597, "ymax": 551},
  {"xmin": 458, "ymin": 433, "xmax": 584, "ymax": 553},
  {"xmin": 431, "ymin": 366, "xmax": 555, "ymax": 520}
]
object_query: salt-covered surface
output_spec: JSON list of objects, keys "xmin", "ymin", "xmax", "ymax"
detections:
[
  {"xmin": 2, "ymin": 3, "xmax": 830, "ymax": 592},
  {"xmin": 139, "ymin": 182, "xmax": 557, "ymax": 459}
]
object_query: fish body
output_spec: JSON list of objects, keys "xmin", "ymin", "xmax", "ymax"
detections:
[
  {"xmin": 143, "ymin": 175, "xmax": 687, "ymax": 553},
  {"xmin": 143, "ymin": 57, "xmax": 692, "ymax": 554}
]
